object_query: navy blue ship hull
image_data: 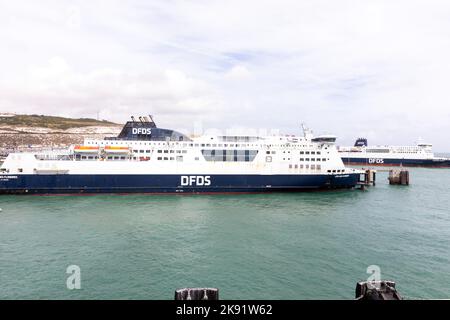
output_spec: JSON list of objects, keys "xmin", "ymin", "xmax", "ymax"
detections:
[
  {"xmin": 340, "ymin": 157, "xmax": 450, "ymax": 168},
  {"xmin": 0, "ymin": 173, "xmax": 360, "ymax": 195}
]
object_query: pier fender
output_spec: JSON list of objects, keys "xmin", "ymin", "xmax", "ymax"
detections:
[
  {"xmin": 175, "ymin": 288, "xmax": 219, "ymax": 300},
  {"xmin": 355, "ymin": 281, "xmax": 402, "ymax": 300}
]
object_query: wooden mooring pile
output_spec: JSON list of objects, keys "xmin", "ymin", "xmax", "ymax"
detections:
[
  {"xmin": 357, "ymin": 169, "xmax": 377, "ymax": 190},
  {"xmin": 174, "ymin": 282, "xmax": 404, "ymax": 300},
  {"xmin": 388, "ymin": 169, "xmax": 410, "ymax": 185},
  {"xmin": 175, "ymin": 288, "xmax": 219, "ymax": 300},
  {"xmin": 357, "ymin": 168, "xmax": 410, "ymax": 189}
]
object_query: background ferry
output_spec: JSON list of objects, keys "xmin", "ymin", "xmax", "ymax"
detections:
[
  {"xmin": 339, "ymin": 138, "xmax": 450, "ymax": 168},
  {"xmin": 0, "ymin": 116, "xmax": 363, "ymax": 194}
]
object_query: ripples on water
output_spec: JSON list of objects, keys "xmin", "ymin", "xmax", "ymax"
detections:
[{"xmin": 0, "ymin": 168, "xmax": 449, "ymax": 299}]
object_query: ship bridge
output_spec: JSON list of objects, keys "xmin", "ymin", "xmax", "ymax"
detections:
[
  {"xmin": 105, "ymin": 116, "xmax": 191, "ymax": 142},
  {"xmin": 311, "ymin": 135, "xmax": 337, "ymax": 144}
]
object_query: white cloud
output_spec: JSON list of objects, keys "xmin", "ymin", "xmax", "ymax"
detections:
[
  {"xmin": 0, "ymin": 57, "xmax": 222, "ymax": 129},
  {"xmin": 225, "ymin": 65, "xmax": 251, "ymax": 80},
  {"xmin": 0, "ymin": 0, "xmax": 449, "ymax": 149}
]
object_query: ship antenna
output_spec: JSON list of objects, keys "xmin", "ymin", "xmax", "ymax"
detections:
[
  {"xmin": 301, "ymin": 123, "xmax": 312, "ymax": 137},
  {"xmin": 131, "ymin": 116, "xmax": 136, "ymax": 122}
]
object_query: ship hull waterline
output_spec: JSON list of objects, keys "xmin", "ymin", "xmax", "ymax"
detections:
[{"xmin": 0, "ymin": 173, "xmax": 361, "ymax": 195}]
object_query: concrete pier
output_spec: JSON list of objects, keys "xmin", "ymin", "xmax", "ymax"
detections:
[{"xmin": 388, "ymin": 169, "xmax": 410, "ymax": 185}]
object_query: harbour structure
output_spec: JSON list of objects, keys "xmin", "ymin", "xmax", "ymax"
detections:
[
  {"xmin": 338, "ymin": 138, "xmax": 450, "ymax": 168},
  {"xmin": 388, "ymin": 169, "xmax": 410, "ymax": 185},
  {"xmin": 0, "ymin": 116, "xmax": 362, "ymax": 194},
  {"xmin": 355, "ymin": 281, "xmax": 402, "ymax": 300}
]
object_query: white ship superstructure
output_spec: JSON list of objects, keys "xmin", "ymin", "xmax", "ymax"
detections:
[
  {"xmin": 339, "ymin": 138, "xmax": 450, "ymax": 167},
  {"xmin": 0, "ymin": 116, "xmax": 362, "ymax": 194}
]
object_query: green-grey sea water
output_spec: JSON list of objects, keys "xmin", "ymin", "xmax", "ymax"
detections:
[{"xmin": 0, "ymin": 168, "xmax": 449, "ymax": 300}]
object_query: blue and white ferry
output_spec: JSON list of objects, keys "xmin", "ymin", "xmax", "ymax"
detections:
[
  {"xmin": 0, "ymin": 116, "xmax": 362, "ymax": 194},
  {"xmin": 339, "ymin": 138, "xmax": 450, "ymax": 168}
]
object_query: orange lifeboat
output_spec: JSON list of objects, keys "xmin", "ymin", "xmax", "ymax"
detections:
[
  {"xmin": 74, "ymin": 145, "xmax": 99, "ymax": 153},
  {"xmin": 104, "ymin": 146, "xmax": 130, "ymax": 153}
]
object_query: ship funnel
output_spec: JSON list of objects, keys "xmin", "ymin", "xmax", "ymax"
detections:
[{"xmin": 354, "ymin": 138, "xmax": 368, "ymax": 147}]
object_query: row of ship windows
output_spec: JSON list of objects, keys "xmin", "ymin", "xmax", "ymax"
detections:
[
  {"xmin": 367, "ymin": 150, "xmax": 423, "ymax": 154},
  {"xmin": 78, "ymin": 156, "xmax": 330, "ymax": 163},
  {"xmin": 79, "ymin": 156, "xmax": 124, "ymax": 160},
  {"xmin": 218, "ymin": 136, "xmax": 261, "ymax": 142},
  {"xmin": 132, "ymin": 150, "xmax": 189, "ymax": 154},
  {"xmin": 286, "ymin": 165, "xmax": 347, "ymax": 173},
  {"xmin": 290, "ymin": 165, "xmax": 345, "ymax": 173},
  {"xmin": 275, "ymin": 151, "xmax": 323, "ymax": 155},
  {"xmin": 86, "ymin": 141, "xmax": 321, "ymax": 149},
  {"xmin": 157, "ymin": 157, "xmax": 183, "ymax": 161},
  {"xmin": 132, "ymin": 149, "xmax": 313, "ymax": 158},
  {"xmin": 156, "ymin": 150, "xmax": 188, "ymax": 154},
  {"xmin": 78, "ymin": 155, "xmax": 328, "ymax": 164},
  {"xmin": 396, "ymin": 151, "xmax": 423, "ymax": 153},
  {"xmin": 125, "ymin": 149, "xmax": 325, "ymax": 155},
  {"xmin": 300, "ymin": 158, "xmax": 327, "ymax": 161},
  {"xmin": 274, "ymin": 157, "xmax": 328, "ymax": 162},
  {"xmin": 78, "ymin": 155, "xmax": 187, "ymax": 161},
  {"xmin": 88, "ymin": 141, "xmax": 262, "ymax": 148},
  {"xmin": 202, "ymin": 150, "xmax": 259, "ymax": 162},
  {"xmin": 289, "ymin": 164, "xmax": 322, "ymax": 170}
]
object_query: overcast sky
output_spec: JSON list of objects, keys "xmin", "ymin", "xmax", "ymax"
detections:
[{"xmin": 1, "ymin": 0, "xmax": 449, "ymax": 150}]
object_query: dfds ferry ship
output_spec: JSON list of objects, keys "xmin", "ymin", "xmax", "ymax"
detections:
[
  {"xmin": 339, "ymin": 138, "xmax": 450, "ymax": 168},
  {"xmin": 0, "ymin": 116, "xmax": 362, "ymax": 195}
]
